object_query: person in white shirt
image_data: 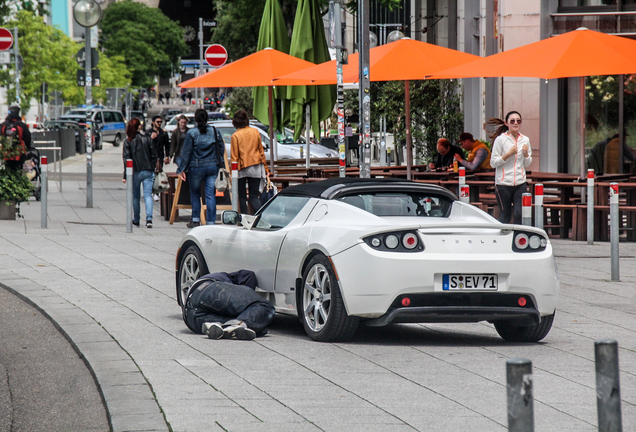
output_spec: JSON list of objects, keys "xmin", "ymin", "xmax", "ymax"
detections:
[{"xmin": 488, "ymin": 111, "xmax": 532, "ymax": 224}]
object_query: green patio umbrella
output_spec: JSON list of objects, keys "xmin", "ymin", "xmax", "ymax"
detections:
[
  {"xmin": 287, "ymin": 0, "xmax": 336, "ymax": 141},
  {"xmin": 252, "ymin": 0, "xmax": 290, "ymax": 134}
]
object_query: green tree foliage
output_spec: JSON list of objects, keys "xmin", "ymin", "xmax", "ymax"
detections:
[
  {"xmin": 212, "ymin": 0, "xmax": 401, "ymax": 61},
  {"xmin": 0, "ymin": 11, "xmax": 81, "ymax": 112},
  {"xmin": 100, "ymin": 0, "xmax": 187, "ymax": 87},
  {"xmin": 0, "ymin": 11, "xmax": 133, "ymax": 111},
  {"xmin": 372, "ymin": 80, "xmax": 464, "ymax": 163},
  {"xmin": 0, "ymin": 0, "xmax": 48, "ymax": 25},
  {"xmin": 224, "ymin": 87, "xmax": 254, "ymax": 118}
]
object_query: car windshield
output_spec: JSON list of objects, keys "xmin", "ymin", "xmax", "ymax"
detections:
[
  {"xmin": 278, "ymin": 128, "xmax": 306, "ymax": 144},
  {"xmin": 337, "ymin": 192, "xmax": 453, "ymax": 217}
]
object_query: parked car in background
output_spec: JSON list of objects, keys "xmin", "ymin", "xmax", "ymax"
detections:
[
  {"xmin": 129, "ymin": 111, "xmax": 147, "ymax": 129},
  {"xmin": 175, "ymin": 178, "xmax": 559, "ymax": 343},
  {"xmin": 160, "ymin": 108, "xmax": 183, "ymax": 123},
  {"xmin": 62, "ymin": 107, "xmax": 126, "ymax": 147},
  {"xmin": 212, "ymin": 120, "xmax": 323, "ymax": 161},
  {"xmin": 255, "ymin": 125, "xmax": 335, "ymax": 158}
]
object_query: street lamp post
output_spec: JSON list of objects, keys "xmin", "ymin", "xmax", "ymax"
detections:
[{"xmin": 73, "ymin": 0, "xmax": 102, "ymax": 209}]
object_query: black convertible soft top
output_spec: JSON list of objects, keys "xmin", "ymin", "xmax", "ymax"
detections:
[{"xmin": 277, "ymin": 177, "xmax": 457, "ymax": 201}]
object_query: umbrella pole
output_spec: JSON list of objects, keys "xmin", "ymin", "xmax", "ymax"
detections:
[
  {"xmin": 405, "ymin": 80, "xmax": 412, "ymax": 180},
  {"xmin": 306, "ymin": 105, "xmax": 311, "ymax": 170},
  {"xmin": 579, "ymin": 77, "xmax": 586, "ymax": 180},
  {"xmin": 268, "ymin": 86, "xmax": 275, "ymax": 176}
]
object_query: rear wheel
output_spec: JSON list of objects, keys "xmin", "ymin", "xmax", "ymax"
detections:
[
  {"xmin": 113, "ymin": 133, "xmax": 122, "ymax": 147},
  {"xmin": 494, "ymin": 312, "xmax": 555, "ymax": 342},
  {"xmin": 176, "ymin": 245, "xmax": 208, "ymax": 308},
  {"xmin": 297, "ymin": 254, "xmax": 359, "ymax": 342}
]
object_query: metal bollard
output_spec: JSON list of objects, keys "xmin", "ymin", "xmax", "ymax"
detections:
[
  {"xmin": 609, "ymin": 183, "xmax": 619, "ymax": 281},
  {"xmin": 231, "ymin": 161, "xmax": 239, "ymax": 212},
  {"xmin": 595, "ymin": 339, "xmax": 622, "ymax": 432},
  {"xmin": 522, "ymin": 193, "xmax": 532, "ymax": 226},
  {"xmin": 506, "ymin": 358, "xmax": 534, "ymax": 432},
  {"xmin": 126, "ymin": 160, "xmax": 133, "ymax": 233},
  {"xmin": 460, "ymin": 185, "xmax": 470, "ymax": 203},
  {"xmin": 588, "ymin": 169, "xmax": 595, "ymax": 245},
  {"xmin": 40, "ymin": 156, "xmax": 47, "ymax": 229},
  {"xmin": 534, "ymin": 184, "xmax": 543, "ymax": 230}
]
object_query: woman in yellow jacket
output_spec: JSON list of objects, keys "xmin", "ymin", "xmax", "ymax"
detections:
[{"xmin": 231, "ymin": 110, "xmax": 269, "ymax": 214}]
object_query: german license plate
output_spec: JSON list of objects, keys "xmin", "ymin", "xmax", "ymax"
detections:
[{"xmin": 442, "ymin": 274, "xmax": 498, "ymax": 290}]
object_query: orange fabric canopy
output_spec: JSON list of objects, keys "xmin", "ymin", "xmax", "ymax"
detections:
[
  {"xmin": 179, "ymin": 48, "xmax": 318, "ymax": 88},
  {"xmin": 274, "ymin": 38, "xmax": 481, "ymax": 84},
  {"xmin": 429, "ymin": 28, "xmax": 636, "ymax": 79}
]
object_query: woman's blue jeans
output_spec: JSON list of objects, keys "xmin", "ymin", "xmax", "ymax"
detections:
[
  {"xmin": 188, "ymin": 164, "xmax": 218, "ymax": 224},
  {"xmin": 133, "ymin": 170, "xmax": 154, "ymax": 223}
]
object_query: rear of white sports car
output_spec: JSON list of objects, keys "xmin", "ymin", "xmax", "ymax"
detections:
[{"xmin": 330, "ymin": 222, "xmax": 559, "ymax": 329}]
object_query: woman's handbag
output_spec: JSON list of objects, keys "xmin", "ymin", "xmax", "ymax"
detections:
[
  {"xmin": 215, "ymin": 168, "xmax": 230, "ymax": 192},
  {"xmin": 260, "ymin": 177, "xmax": 277, "ymax": 206},
  {"xmin": 152, "ymin": 171, "xmax": 170, "ymax": 194}
]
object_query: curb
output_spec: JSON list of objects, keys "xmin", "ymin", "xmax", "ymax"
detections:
[{"xmin": 0, "ymin": 276, "xmax": 169, "ymax": 432}]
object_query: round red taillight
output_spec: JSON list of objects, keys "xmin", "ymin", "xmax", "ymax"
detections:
[
  {"xmin": 518, "ymin": 297, "xmax": 527, "ymax": 307},
  {"xmin": 402, "ymin": 233, "xmax": 418, "ymax": 250},
  {"xmin": 514, "ymin": 233, "xmax": 529, "ymax": 249},
  {"xmin": 402, "ymin": 297, "xmax": 411, "ymax": 307}
]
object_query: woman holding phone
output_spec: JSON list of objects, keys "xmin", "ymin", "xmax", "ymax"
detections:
[{"xmin": 489, "ymin": 111, "xmax": 532, "ymax": 224}]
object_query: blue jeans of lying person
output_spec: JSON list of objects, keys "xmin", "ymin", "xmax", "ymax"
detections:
[
  {"xmin": 133, "ymin": 170, "xmax": 155, "ymax": 224},
  {"xmin": 188, "ymin": 164, "xmax": 218, "ymax": 224},
  {"xmin": 184, "ymin": 280, "xmax": 275, "ymax": 337}
]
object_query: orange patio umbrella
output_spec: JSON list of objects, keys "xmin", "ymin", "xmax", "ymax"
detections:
[
  {"xmin": 275, "ymin": 38, "xmax": 481, "ymax": 179},
  {"xmin": 179, "ymin": 48, "xmax": 318, "ymax": 175},
  {"xmin": 180, "ymin": 48, "xmax": 317, "ymax": 88},
  {"xmin": 429, "ymin": 27, "xmax": 636, "ymax": 177},
  {"xmin": 428, "ymin": 27, "xmax": 636, "ymax": 79}
]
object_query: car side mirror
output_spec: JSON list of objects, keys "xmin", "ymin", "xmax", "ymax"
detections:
[{"xmin": 222, "ymin": 210, "xmax": 241, "ymax": 225}]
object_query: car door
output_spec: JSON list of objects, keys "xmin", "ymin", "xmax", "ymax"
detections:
[
  {"xmin": 94, "ymin": 111, "xmax": 108, "ymax": 140},
  {"xmin": 215, "ymin": 195, "xmax": 312, "ymax": 291}
]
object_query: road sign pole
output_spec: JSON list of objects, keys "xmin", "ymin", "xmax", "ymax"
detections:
[
  {"xmin": 13, "ymin": 27, "xmax": 19, "ymax": 104},
  {"xmin": 358, "ymin": 0, "xmax": 371, "ymax": 178},
  {"xmin": 199, "ymin": 18, "xmax": 204, "ymax": 109},
  {"xmin": 85, "ymin": 28, "xmax": 93, "ymax": 208}
]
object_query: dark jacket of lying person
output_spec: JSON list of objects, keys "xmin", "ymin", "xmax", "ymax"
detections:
[{"xmin": 183, "ymin": 270, "xmax": 275, "ymax": 340}]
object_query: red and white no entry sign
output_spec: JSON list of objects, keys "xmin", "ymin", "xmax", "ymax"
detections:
[
  {"xmin": 0, "ymin": 28, "xmax": 13, "ymax": 51},
  {"xmin": 205, "ymin": 44, "xmax": 228, "ymax": 67}
]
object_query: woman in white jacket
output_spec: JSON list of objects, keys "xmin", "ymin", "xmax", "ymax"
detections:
[{"xmin": 489, "ymin": 111, "xmax": 532, "ymax": 224}]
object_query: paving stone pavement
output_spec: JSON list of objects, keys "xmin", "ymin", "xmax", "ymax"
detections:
[{"xmin": 1, "ymin": 143, "xmax": 636, "ymax": 431}]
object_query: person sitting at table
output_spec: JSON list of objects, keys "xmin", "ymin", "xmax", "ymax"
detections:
[
  {"xmin": 587, "ymin": 132, "xmax": 635, "ymax": 174},
  {"xmin": 428, "ymin": 138, "xmax": 465, "ymax": 171},
  {"xmin": 454, "ymin": 132, "xmax": 492, "ymax": 172}
]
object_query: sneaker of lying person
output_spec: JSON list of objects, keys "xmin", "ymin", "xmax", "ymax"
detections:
[
  {"xmin": 202, "ymin": 322, "xmax": 223, "ymax": 339},
  {"xmin": 222, "ymin": 322, "xmax": 256, "ymax": 340}
]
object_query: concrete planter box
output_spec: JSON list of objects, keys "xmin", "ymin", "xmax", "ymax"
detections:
[{"xmin": 0, "ymin": 201, "xmax": 16, "ymax": 220}]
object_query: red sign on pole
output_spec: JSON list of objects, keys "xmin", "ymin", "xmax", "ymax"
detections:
[
  {"xmin": 205, "ymin": 44, "xmax": 228, "ymax": 67},
  {"xmin": 0, "ymin": 28, "xmax": 13, "ymax": 51}
]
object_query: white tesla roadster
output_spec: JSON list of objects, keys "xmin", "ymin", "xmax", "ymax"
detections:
[{"xmin": 175, "ymin": 178, "xmax": 559, "ymax": 342}]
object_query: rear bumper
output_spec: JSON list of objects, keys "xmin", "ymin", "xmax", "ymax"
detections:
[{"xmin": 365, "ymin": 306, "xmax": 540, "ymax": 327}]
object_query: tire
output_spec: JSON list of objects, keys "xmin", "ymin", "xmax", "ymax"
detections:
[
  {"xmin": 113, "ymin": 133, "xmax": 122, "ymax": 147},
  {"xmin": 297, "ymin": 254, "xmax": 359, "ymax": 342},
  {"xmin": 494, "ymin": 312, "xmax": 555, "ymax": 342},
  {"xmin": 176, "ymin": 245, "xmax": 208, "ymax": 308}
]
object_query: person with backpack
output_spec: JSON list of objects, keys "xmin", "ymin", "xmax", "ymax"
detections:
[{"xmin": 1, "ymin": 106, "xmax": 32, "ymax": 170}]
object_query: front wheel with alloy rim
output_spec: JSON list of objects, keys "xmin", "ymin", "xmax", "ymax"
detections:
[
  {"xmin": 494, "ymin": 312, "xmax": 555, "ymax": 342},
  {"xmin": 297, "ymin": 254, "xmax": 359, "ymax": 342},
  {"xmin": 176, "ymin": 245, "xmax": 208, "ymax": 308}
]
